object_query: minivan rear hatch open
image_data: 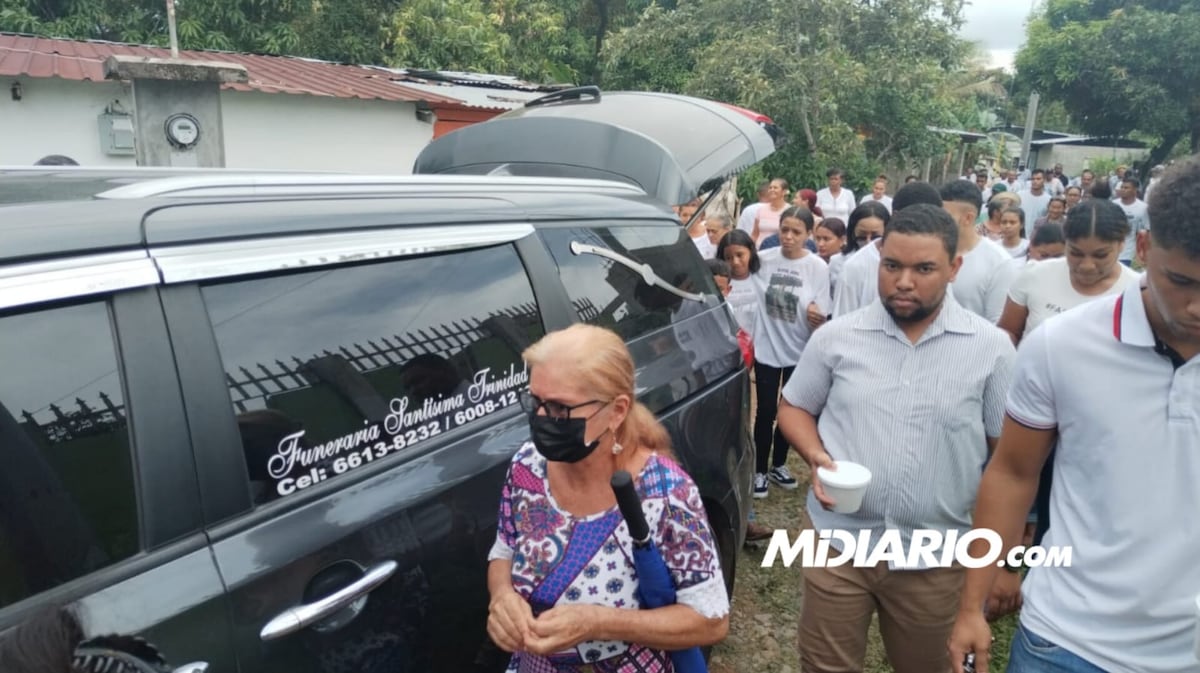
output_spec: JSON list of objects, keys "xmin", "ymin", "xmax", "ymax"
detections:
[{"xmin": 411, "ymin": 87, "xmax": 782, "ymax": 205}]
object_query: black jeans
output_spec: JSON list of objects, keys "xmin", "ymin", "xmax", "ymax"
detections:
[{"xmin": 753, "ymin": 361, "xmax": 794, "ymax": 474}]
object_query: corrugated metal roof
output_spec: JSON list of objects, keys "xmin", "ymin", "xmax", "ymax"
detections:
[
  {"xmin": 370, "ymin": 67, "xmax": 563, "ymax": 110},
  {"xmin": 381, "ymin": 78, "xmax": 544, "ymax": 110},
  {"xmin": 0, "ymin": 32, "xmax": 462, "ymax": 104}
]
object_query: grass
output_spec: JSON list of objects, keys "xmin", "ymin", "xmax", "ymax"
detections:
[{"xmin": 707, "ymin": 430, "xmax": 1019, "ymax": 671}]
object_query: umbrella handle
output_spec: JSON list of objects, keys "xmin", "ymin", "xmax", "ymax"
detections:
[{"xmin": 611, "ymin": 470, "xmax": 651, "ymax": 544}]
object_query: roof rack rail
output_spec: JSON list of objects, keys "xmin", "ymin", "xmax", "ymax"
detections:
[{"xmin": 92, "ymin": 173, "xmax": 646, "ymax": 200}]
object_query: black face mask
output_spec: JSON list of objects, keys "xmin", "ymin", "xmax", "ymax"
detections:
[{"xmin": 528, "ymin": 413, "xmax": 609, "ymax": 463}]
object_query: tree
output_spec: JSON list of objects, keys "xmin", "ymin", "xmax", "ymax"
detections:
[
  {"xmin": 1015, "ymin": 0, "xmax": 1200, "ymax": 168},
  {"xmin": 0, "ymin": 0, "xmax": 394, "ymax": 63},
  {"xmin": 388, "ymin": 0, "xmax": 648, "ymax": 84},
  {"xmin": 602, "ymin": 0, "xmax": 977, "ymax": 194},
  {"xmin": 389, "ymin": 0, "xmax": 513, "ymax": 75}
]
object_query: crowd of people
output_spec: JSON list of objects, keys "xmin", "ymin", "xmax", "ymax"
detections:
[
  {"xmin": 668, "ymin": 158, "xmax": 1199, "ymax": 673},
  {"xmin": 478, "ymin": 157, "xmax": 1196, "ymax": 673}
]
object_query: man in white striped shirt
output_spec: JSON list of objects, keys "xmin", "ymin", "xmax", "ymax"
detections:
[{"xmin": 778, "ymin": 204, "xmax": 1016, "ymax": 673}]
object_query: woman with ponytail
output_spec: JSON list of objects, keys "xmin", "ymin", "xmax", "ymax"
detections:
[{"xmin": 486, "ymin": 324, "xmax": 729, "ymax": 672}]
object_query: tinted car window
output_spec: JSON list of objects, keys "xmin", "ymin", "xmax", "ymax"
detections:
[
  {"xmin": 0, "ymin": 301, "xmax": 138, "ymax": 609},
  {"xmin": 541, "ymin": 225, "xmax": 721, "ymax": 342},
  {"xmin": 200, "ymin": 245, "xmax": 543, "ymax": 504}
]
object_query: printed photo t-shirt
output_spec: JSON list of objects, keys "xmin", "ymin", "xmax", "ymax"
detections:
[{"xmin": 750, "ymin": 248, "xmax": 831, "ymax": 368}]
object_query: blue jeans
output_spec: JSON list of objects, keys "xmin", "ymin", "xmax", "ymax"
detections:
[{"xmin": 1007, "ymin": 624, "xmax": 1107, "ymax": 672}]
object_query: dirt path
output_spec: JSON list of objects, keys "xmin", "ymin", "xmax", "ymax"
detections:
[{"xmin": 705, "ymin": 448, "xmax": 1017, "ymax": 672}]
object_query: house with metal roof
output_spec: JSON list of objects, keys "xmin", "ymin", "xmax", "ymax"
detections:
[{"xmin": 0, "ymin": 33, "xmax": 561, "ymax": 170}]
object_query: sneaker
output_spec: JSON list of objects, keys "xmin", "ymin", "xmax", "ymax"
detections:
[
  {"xmin": 753, "ymin": 473, "xmax": 769, "ymax": 498},
  {"xmin": 769, "ymin": 465, "xmax": 799, "ymax": 490}
]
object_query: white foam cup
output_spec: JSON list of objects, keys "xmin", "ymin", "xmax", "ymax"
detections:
[{"xmin": 816, "ymin": 461, "xmax": 872, "ymax": 514}]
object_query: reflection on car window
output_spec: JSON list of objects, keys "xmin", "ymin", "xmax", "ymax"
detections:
[
  {"xmin": 541, "ymin": 225, "xmax": 720, "ymax": 342},
  {"xmin": 200, "ymin": 245, "xmax": 543, "ymax": 505},
  {"xmin": 0, "ymin": 301, "xmax": 138, "ymax": 610}
]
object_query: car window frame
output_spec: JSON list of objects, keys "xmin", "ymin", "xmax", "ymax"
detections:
[
  {"xmin": 158, "ymin": 226, "xmax": 557, "ymax": 527},
  {"xmin": 0, "ymin": 275, "xmax": 203, "ymax": 626}
]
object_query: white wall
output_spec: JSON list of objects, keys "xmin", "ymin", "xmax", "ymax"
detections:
[
  {"xmin": 0, "ymin": 79, "xmax": 433, "ymax": 172},
  {"xmin": 220, "ymin": 90, "xmax": 432, "ymax": 173},
  {"xmin": 0, "ymin": 78, "xmax": 136, "ymax": 166},
  {"xmin": 1040, "ymin": 144, "xmax": 1149, "ymax": 176}
]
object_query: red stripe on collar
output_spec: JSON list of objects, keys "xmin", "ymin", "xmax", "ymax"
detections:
[{"xmin": 1113, "ymin": 293, "xmax": 1124, "ymax": 341}]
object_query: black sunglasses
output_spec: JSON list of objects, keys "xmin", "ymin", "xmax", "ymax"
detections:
[{"xmin": 518, "ymin": 390, "xmax": 608, "ymax": 421}]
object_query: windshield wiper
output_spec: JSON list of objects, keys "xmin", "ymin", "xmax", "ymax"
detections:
[{"xmin": 569, "ymin": 240, "xmax": 707, "ymax": 303}]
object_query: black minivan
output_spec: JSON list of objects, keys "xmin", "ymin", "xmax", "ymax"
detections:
[{"xmin": 0, "ymin": 89, "xmax": 771, "ymax": 672}]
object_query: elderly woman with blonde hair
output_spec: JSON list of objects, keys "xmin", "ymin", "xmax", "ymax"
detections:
[{"xmin": 486, "ymin": 323, "xmax": 730, "ymax": 672}]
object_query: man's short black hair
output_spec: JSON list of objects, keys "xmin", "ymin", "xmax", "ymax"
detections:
[
  {"xmin": 1122, "ymin": 176, "xmax": 1141, "ymax": 190},
  {"xmin": 34, "ymin": 154, "xmax": 78, "ymax": 166},
  {"xmin": 826, "ymin": 167, "xmax": 844, "ymax": 178},
  {"xmin": 939, "ymin": 179, "xmax": 983, "ymax": 214},
  {"xmin": 1147, "ymin": 155, "xmax": 1200, "ymax": 257},
  {"xmin": 705, "ymin": 257, "xmax": 731, "ymax": 278},
  {"xmin": 883, "ymin": 203, "xmax": 959, "ymax": 262},
  {"xmin": 892, "ymin": 181, "xmax": 943, "ymax": 212},
  {"xmin": 1031, "ymin": 168, "xmax": 1045, "ymax": 177},
  {"xmin": 1090, "ymin": 180, "xmax": 1113, "ymax": 200}
]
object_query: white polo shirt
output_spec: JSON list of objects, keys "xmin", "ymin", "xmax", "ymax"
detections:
[
  {"xmin": 1008, "ymin": 280, "xmax": 1200, "ymax": 673},
  {"xmin": 817, "ymin": 187, "xmax": 856, "ymax": 222}
]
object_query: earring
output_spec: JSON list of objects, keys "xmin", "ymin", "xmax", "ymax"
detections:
[{"xmin": 612, "ymin": 441, "xmax": 624, "ymax": 455}]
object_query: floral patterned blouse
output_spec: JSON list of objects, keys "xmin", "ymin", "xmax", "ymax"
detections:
[{"xmin": 488, "ymin": 441, "xmax": 729, "ymax": 672}]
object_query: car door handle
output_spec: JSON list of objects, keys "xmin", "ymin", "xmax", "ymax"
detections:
[
  {"xmin": 259, "ymin": 560, "xmax": 398, "ymax": 641},
  {"xmin": 173, "ymin": 664, "xmax": 209, "ymax": 673}
]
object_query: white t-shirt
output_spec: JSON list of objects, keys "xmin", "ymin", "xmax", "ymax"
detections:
[
  {"xmin": 1001, "ymin": 238, "xmax": 1029, "ymax": 259},
  {"xmin": 859, "ymin": 194, "xmax": 893, "ymax": 213},
  {"xmin": 749, "ymin": 249, "xmax": 830, "ymax": 367},
  {"xmin": 1016, "ymin": 190, "xmax": 1052, "ymax": 232},
  {"xmin": 1115, "ymin": 198, "xmax": 1149, "ymax": 261},
  {"xmin": 737, "ymin": 203, "xmax": 761, "ymax": 233},
  {"xmin": 691, "ymin": 233, "xmax": 717, "ymax": 260},
  {"xmin": 831, "ymin": 242, "xmax": 880, "ymax": 318},
  {"xmin": 816, "ymin": 187, "xmax": 856, "ymax": 222},
  {"xmin": 1009, "ymin": 256, "xmax": 1033, "ymax": 273},
  {"xmin": 949, "ymin": 237, "xmax": 1018, "ymax": 323},
  {"xmin": 1007, "ymin": 257, "xmax": 1140, "ymax": 336},
  {"xmin": 725, "ymin": 276, "xmax": 759, "ymax": 335},
  {"xmin": 1008, "ymin": 281, "xmax": 1200, "ymax": 673}
]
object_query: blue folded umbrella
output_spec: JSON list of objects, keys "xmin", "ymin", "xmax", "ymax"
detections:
[{"xmin": 611, "ymin": 471, "xmax": 708, "ymax": 673}]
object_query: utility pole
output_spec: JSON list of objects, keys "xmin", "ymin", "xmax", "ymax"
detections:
[
  {"xmin": 1019, "ymin": 91, "xmax": 1039, "ymax": 169},
  {"xmin": 166, "ymin": 0, "xmax": 180, "ymax": 57}
]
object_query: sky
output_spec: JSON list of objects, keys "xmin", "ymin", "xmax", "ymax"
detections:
[{"xmin": 959, "ymin": 0, "xmax": 1039, "ymax": 71}]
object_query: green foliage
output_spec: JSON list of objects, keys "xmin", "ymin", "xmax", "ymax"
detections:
[
  {"xmin": 1015, "ymin": 0, "xmax": 1200, "ymax": 162},
  {"xmin": 0, "ymin": 0, "xmax": 392, "ymax": 62},
  {"xmin": 388, "ymin": 0, "xmax": 646, "ymax": 83},
  {"xmin": 390, "ymin": 0, "xmax": 511, "ymax": 74},
  {"xmin": 603, "ymin": 0, "xmax": 977, "ymax": 186}
]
